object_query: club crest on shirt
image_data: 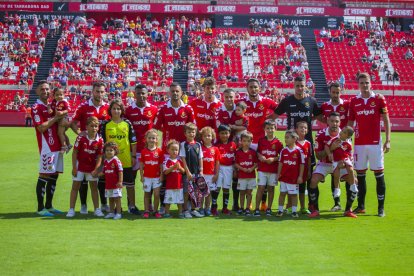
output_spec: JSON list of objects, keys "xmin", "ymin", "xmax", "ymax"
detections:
[
  {"xmin": 370, "ymin": 102, "xmax": 376, "ymax": 107},
  {"xmin": 102, "ymin": 110, "xmax": 107, "ymax": 116},
  {"xmin": 272, "ymin": 145, "xmax": 276, "ymax": 149},
  {"xmin": 249, "ymin": 154, "xmax": 252, "ymax": 159},
  {"xmin": 258, "ymin": 104, "xmax": 264, "ymax": 110},
  {"xmin": 111, "ymin": 163, "xmax": 115, "ymax": 168},
  {"xmin": 154, "ymin": 152, "xmax": 159, "ymax": 158},
  {"xmin": 181, "ymin": 112, "xmax": 187, "ymax": 118},
  {"xmin": 147, "ymin": 111, "xmax": 153, "ymax": 117},
  {"xmin": 304, "ymin": 102, "xmax": 310, "ymax": 108},
  {"xmin": 340, "ymin": 106, "xmax": 345, "ymax": 112},
  {"xmin": 293, "ymin": 153, "xmax": 297, "ymax": 158},
  {"xmin": 210, "ymin": 149, "xmax": 215, "ymax": 155}
]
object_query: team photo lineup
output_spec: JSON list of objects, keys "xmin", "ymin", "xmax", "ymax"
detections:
[{"xmin": 32, "ymin": 73, "xmax": 390, "ymax": 220}]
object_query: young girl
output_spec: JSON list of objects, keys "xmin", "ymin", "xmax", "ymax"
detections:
[
  {"xmin": 200, "ymin": 126, "xmax": 220, "ymax": 216},
  {"xmin": 163, "ymin": 140, "xmax": 185, "ymax": 218},
  {"xmin": 49, "ymin": 88, "xmax": 71, "ymax": 153},
  {"xmin": 67, "ymin": 116, "xmax": 104, "ymax": 218},
  {"xmin": 102, "ymin": 142, "xmax": 123, "ymax": 220},
  {"xmin": 276, "ymin": 130, "xmax": 305, "ymax": 218},
  {"xmin": 140, "ymin": 130, "xmax": 164, "ymax": 219}
]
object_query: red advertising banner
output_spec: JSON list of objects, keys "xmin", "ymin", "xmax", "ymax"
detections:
[
  {"xmin": 0, "ymin": 2, "xmax": 53, "ymax": 12},
  {"xmin": 0, "ymin": 2, "xmax": 413, "ymax": 18}
]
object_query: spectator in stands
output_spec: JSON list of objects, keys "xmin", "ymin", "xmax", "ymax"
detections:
[
  {"xmin": 320, "ymin": 27, "xmax": 328, "ymax": 38},
  {"xmin": 317, "ymin": 40, "xmax": 325, "ymax": 50},
  {"xmin": 338, "ymin": 73, "xmax": 345, "ymax": 90},
  {"xmin": 405, "ymin": 49, "xmax": 413, "ymax": 60},
  {"xmin": 393, "ymin": 70, "xmax": 400, "ymax": 82}
]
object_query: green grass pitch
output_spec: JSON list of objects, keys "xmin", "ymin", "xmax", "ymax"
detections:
[{"xmin": 0, "ymin": 128, "xmax": 413, "ymax": 275}]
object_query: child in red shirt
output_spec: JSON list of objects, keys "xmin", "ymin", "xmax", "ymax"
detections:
[
  {"xmin": 102, "ymin": 142, "xmax": 123, "ymax": 220},
  {"xmin": 163, "ymin": 140, "xmax": 185, "ymax": 218},
  {"xmin": 140, "ymin": 130, "xmax": 164, "ymax": 219},
  {"xmin": 49, "ymin": 88, "xmax": 71, "ymax": 153},
  {"xmin": 67, "ymin": 117, "xmax": 104, "ymax": 218}
]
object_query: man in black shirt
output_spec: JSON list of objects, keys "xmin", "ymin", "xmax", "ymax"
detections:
[{"xmin": 270, "ymin": 76, "xmax": 322, "ymax": 145}]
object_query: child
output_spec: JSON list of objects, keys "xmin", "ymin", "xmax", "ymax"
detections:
[
  {"xmin": 102, "ymin": 142, "xmax": 123, "ymax": 220},
  {"xmin": 179, "ymin": 123, "xmax": 204, "ymax": 218},
  {"xmin": 49, "ymin": 88, "xmax": 71, "ymax": 153},
  {"xmin": 276, "ymin": 130, "xmax": 304, "ymax": 218},
  {"xmin": 67, "ymin": 116, "xmax": 104, "ymax": 218},
  {"xmin": 140, "ymin": 129, "xmax": 164, "ymax": 219},
  {"xmin": 235, "ymin": 131, "xmax": 258, "ymax": 216},
  {"xmin": 163, "ymin": 140, "xmax": 185, "ymax": 218},
  {"xmin": 255, "ymin": 119, "xmax": 283, "ymax": 216},
  {"xmin": 295, "ymin": 121, "xmax": 312, "ymax": 214},
  {"xmin": 325, "ymin": 126, "xmax": 358, "ymax": 206},
  {"xmin": 200, "ymin": 126, "xmax": 220, "ymax": 216},
  {"xmin": 229, "ymin": 101, "xmax": 248, "ymax": 143},
  {"xmin": 214, "ymin": 124, "xmax": 238, "ymax": 216}
]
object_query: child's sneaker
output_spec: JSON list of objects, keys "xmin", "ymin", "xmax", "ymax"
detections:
[
  {"xmin": 330, "ymin": 204, "xmax": 342, "ymax": 212},
  {"xmin": 105, "ymin": 213, "xmax": 115, "ymax": 219},
  {"xmin": 291, "ymin": 212, "xmax": 299, "ymax": 218},
  {"xmin": 80, "ymin": 204, "xmax": 88, "ymax": 214},
  {"xmin": 94, "ymin": 208, "xmax": 104, "ymax": 217},
  {"xmin": 113, "ymin": 213, "xmax": 122, "ymax": 220},
  {"xmin": 198, "ymin": 208, "xmax": 205, "ymax": 216},
  {"xmin": 163, "ymin": 213, "xmax": 172, "ymax": 218},
  {"xmin": 154, "ymin": 212, "xmax": 162, "ymax": 219},
  {"xmin": 66, "ymin": 208, "xmax": 75, "ymax": 218},
  {"xmin": 101, "ymin": 204, "xmax": 110, "ymax": 213},
  {"xmin": 275, "ymin": 211, "xmax": 283, "ymax": 217},
  {"xmin": 265, "ymin": 209, "xmax": 272, "ymax": 216},
  {"xmin": 222, "ymin": 208, "xmax": 232, "ymax": 215},
  {"xmin": 211, "ymin": 208, "xmax": 219, "ymax": 216},
  {"xmin": 245, "ymin": 209, "xmax": 252, "ymax": 216},
  {"xmin": 178, "ymin": 213, "xmax": 185, "ymax": 219},
  {"xmin": 159, "ymin": 206, "xmax": 165, "ymax": 215},
  {"xmin": 205, "ymin": 209, "xmax": 212, "ymax": 216},
  {"xmin": 191, "ymin": 209, "xmax": 204, "ymax": 218},
  {"xmin": 253, "ymin": 209, "xmax": 261, "ymax": 217},
  {"xmin": 184, "ymin": 210, "xmax": 193, "ymax": 219},
  {"xmin": 237, "ymin": 209, "xmax": 244, "ymax": 216},
  {"xmin": 143, "ymin": 212, "xmax": 150, "ymax": 219},
  {"xmin": 260, "ymin": 201, "xmax": 268, "ymax": 211},
  {"xmin": 128, "ymin": 206, "xmax": 141, "ymax": 215},
  {"xmin": 300, "ymin": 208, "xmax": 311, "ymax": 214}
]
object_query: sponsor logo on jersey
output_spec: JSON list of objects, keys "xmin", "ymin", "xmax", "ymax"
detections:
[
  {"xmin": 109, "ymin": 134, "xmax": 126, "ymax": 140},
  {"xmin": 133, "ymin": 120, "xmax": 150, "ymax": 126},
  {"xmin": 356, "ymin": 109, "xmax": 375, "ymax": 116},
  {"xmin": 283, "ymin": 160, "xmax": 297, "ymax": 165},
  {"xmin": 85, "ymin": 149, "xmax": 96, "ymax": 154},
  {"xmin": 167, "ymin": 121, "xmax": 185, "ymax": 126},
  {"xmin": 290, "ymin": 111, "xmax": 311, "ymax": 118},
  {"xmin": 222, "ymin": 153, "xmax": 235, "ymax": 158},
  {"xmin": 197, "ymin": 113, "xmax": 213, "ymax": 120},
  {"xmin": 204, "ymin": 157, "xmax": 214, "ymax": 162},
  {"xmin": 145, "ymin": 160, "xmax": 159, "ymax": 165},
  {"xmin": 240, "ymin": 161, "xmax": 253, "ymax": 166},
  {"xmin": 262, "ymin": 149, "xmax": 276, "ymax": 155}
]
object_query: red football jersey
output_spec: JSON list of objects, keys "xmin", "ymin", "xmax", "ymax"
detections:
[
  {"xmin": 72, "ymin": 99, "xmax": 110, "ymax": 131},
  {"xmin": 321, "ymin": 99, "xmax": 349, "ymax": 129},
  {"xmin": 348, "ymin": 93, "xmax": 388, "ymax": 145},
  {"xmin": 163, "ymin": 158, "xmax": 184, "ymax": 190},
  {"xmin": 103, "ymin": 156, "xmax": 123, "ymax": 189},
  {"xmin": 235, "ymin": 148, "xmax": 258, "ymax": 179},
  {"xmin": 32, "ymin": 100, "xmax": 61, "ymax": 153},
  {"xmin": 216, "ymin": 141, "xmax": 237, "ymax": 166},
  {"xmin": 314, "ymin": 127, "xmax": 339, "ymax": 164},
  {"xmin": 153, "ymin": 101, "xmax": 195, "ymax": 151},
  {"xmin": 202, "ymin": 145, "xmax": 220, "ymax": 175},
  {"xmin": 241, "ymin": 96, "xmax": 277, "ymax": 143},
  {"xmin": 278, "ymin": 146, "xmax": 305, "ymax": 184},
  {"xmin": 296, "ymin": 139, "xmax": 312, "ymax": 180},
  {"xmin": 216, "ymin": 105, "xmax": 235, "ymax": 128},
  {"xmin": 74, "ymin": 134, "xmax": 104, "ymax": 173},
  {"xmin": 257, "ymin": 136, "xmax": 283, "ymax": 173},
  {"xmin": 125, "ymin": 102, "xmax": 158, "ymax": 152},
  {"xmin": 231, "ymin": 114, "xmax": 248, "ymax": 130},
  {"xmin": 189, "ymin": 97, "xmax": 221, "ymax": 130},
  {"xmin": 327, "ymin": 138, "xmax": 353, "ymax": 162},
  {"xmin": 140, "ymin": 147, "xmax": 164, "ymax": 178}
]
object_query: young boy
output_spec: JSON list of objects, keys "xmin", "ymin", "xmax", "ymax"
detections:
[
  {"xmin": 235, "ymin": 131, "xmax": 258, "ymax": 216},
  {"xmin": 67, "ymin": 116, "xmax": 104, "ymax": 217},
  {"xmin": 255, "ymin": 119, "xmax": 283, "ymax": 216},
  {"xmin": 163, "ymin": 140, "xmax": 185, "ymax": 218},
  {"xmin": 179, "ymin": 123, "xmax": 204, "ymax": 218},
  {"xmin": 295, "ymin": 121, "xmax": 312, "ymax": 214},
  {"xmin": 214, "ymin": 124, "xmax": 238, "ymax": 215},
  {"xmin": 49, "ymin": 88, "xmax": 72, "ymax": 153},
  {"xmin": 276, "ymin": 130, "xmax": 304, "ymax": 218},
  {"xmin": 200, "ymin": 126, "xmax": 220, "ymax": 216},
  {"xmin": 229, "ymin": 101, "xmax": 248, "ymax": 142},
  {"xmin": 325, "ymin": 126, "xmax": 359, "ymax": 217}
]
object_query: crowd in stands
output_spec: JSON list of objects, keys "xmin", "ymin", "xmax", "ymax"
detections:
[{"xmin": 0, "ymin": 14, "xmax": 50, "ymax": 89}]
